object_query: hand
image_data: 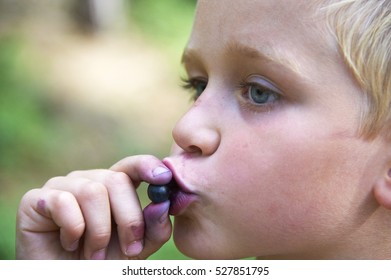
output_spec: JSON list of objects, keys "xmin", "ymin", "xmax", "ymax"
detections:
[{"xmin": 16, "ymin": 155, "xmax": 173, "ymax": 259}]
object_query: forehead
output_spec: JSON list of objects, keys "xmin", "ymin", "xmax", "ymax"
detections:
[
  {"xmin": 196, "ymin": 1, "xmax": 312, "ymax": 23},
  {"xmin": 186, "ymin": 0, "xmax": 337, "ymax": 80},
  {"xmin": 192, "ymin": 0, "xmax": 333, "ymax": 51}
]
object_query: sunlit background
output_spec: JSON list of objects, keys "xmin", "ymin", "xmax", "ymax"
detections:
[{"xmin": 0, "ymin": 0, "xmax": 196, "ymax": 259}]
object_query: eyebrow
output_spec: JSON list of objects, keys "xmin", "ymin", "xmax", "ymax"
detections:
[{"xmin": 182, "ymin": 40, "xmax": 307, "ymax": 81}]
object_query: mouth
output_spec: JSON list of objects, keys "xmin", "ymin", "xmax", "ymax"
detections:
[{"xmin": 163, "ymin": 160, "xmax": 198, "ymax": 216}]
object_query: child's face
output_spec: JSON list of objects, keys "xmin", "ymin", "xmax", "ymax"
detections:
[{"xmin": 164, "ymin": 0, "xmax": 389, "ymax": 259}]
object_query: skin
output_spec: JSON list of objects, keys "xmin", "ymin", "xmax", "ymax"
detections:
[
  {"xmin": 16, "ymin": 156, "xmax": 174, "ymax": 259},
  {"xmin": 165, "ymin": 0, "xmax": 391, "ymax": 259},
  {"xmin": 16, "ymin": 0, "xmax": 391, "ymax": 259}
]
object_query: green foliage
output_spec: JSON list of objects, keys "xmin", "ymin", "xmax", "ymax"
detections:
[
  {"xmin": 0, "ymin": 35, "xmax": 59, "ymax": 259},
  {"xmin": 0, "ymin": 37, "xmax": 48, "ymax": 171},
  {"xmin": 128, "ymin": 0, "xmax": 196, "ymax": 53},
  {"xmin": 0, "ymin": 199, "xmax": 16, "ymax": 260}
]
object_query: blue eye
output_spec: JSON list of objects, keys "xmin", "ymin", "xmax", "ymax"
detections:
[
  {"xmin": 238, "ymin": 75, "xmax": 281, "ymax": 107},
  {"xmin": 182, "ymin": 78, "xmax": 207, "ymax": 100},
  {"xmin": 247, "ymin": 84, "xmax": 279, "ymax": 105}
]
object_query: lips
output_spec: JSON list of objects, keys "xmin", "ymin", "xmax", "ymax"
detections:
[{"xmin": 163, "ymin": 159, "xmax": 198, "ymax": 216}]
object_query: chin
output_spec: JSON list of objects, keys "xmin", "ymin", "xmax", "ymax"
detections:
[
  {"xmin": 172, "ymin": 217, "xmax": 250, "ymax": 260},
  {"xmin": 172, "ymin": 216, "xmax": 218, "ymax": 259},
  {"xmin": 172, "ymin": 217, "xmax": 206, "ymax": 259}
]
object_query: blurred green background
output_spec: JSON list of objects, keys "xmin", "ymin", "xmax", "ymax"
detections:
[{"xmin": 0, "ymin": 0, "xmax": 196, "ymax": 260}]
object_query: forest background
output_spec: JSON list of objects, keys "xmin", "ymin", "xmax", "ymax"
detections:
[{"xmin": 0, "ymin": 0, "xmax": 196, "ymax": 260}]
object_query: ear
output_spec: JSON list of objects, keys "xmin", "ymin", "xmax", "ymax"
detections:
[{"xmin": 374, "ymin": 169, "xmax": 391, "ymax": 210}]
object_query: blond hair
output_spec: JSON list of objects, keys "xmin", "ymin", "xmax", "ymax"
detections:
[{"xmin": 325, "ymin": 0, "xmax": 391, "ymax": 138}]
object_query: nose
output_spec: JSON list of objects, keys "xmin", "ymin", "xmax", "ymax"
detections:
[{"xmin": 172, "ymin": 96, "xmax": 221, "ymax": 157}]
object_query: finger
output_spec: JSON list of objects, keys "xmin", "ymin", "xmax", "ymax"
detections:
[
  {"xmin": 137, "ymin": 201, "xmax": 172, "ymax": 259},
  {"xmin": 110, "ymin": 155, "xmax": 172, "ymax": 186},
  {"xmin": 17, "ymin": 188, "xmax": 85, "ymax": 253},
  {"xmin": 44, "ymin": 176, "xmax": 112, "ymax": 260},
  {"xmin": 68, "ymin": 170, "xmax": 145, "ymax": 258},
  {"xmin": 109, "ymin": 155, "xmax": 173, "ymax": 257}
]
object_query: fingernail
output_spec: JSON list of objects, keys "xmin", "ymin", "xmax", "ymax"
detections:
[
  {"xmin": 126, "ymin": 240, "xmax": 143, "ymax": 257},
  {"xmin": 152, "ymin": 166, "xmax": 171, "ymax": 177},
  {"xmin": 91, "ymin": 248, "xmax": 106, "ymax": 260}
]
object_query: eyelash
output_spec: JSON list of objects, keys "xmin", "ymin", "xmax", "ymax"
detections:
[
  {"xmin": 181, "ymin": 77, "xmax": 207, "ymax": 101},
  {"xmin": 181, "ymin": 77, "xmax": 281, "ymax": 111}
]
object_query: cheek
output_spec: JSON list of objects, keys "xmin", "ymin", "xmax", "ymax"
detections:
[
  {"xmin": 225, "ymin": 130, "xmax": 353, "ymax": 212},
  {"xmin": 207, "ymin": 127, "xmax": 377, "ymax": 254},
  {"xmin": 172, "ymin": 105, "xmax": 382, "ymax": 258}
]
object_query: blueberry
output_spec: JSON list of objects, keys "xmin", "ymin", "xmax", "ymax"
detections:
[{"xmin": 147, "ymin": 184, "xmax": 171, "ymax": 203}]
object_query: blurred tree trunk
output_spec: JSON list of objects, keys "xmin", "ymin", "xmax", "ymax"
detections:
[{"xmin": 73, "ymin": 0, "xmax": 127, "ymax": 34}]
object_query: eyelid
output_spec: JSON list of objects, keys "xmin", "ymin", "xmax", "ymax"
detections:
[
  {"xmin": 181, "ymin": 76, "xmax": 207, "ymax": 89},
  {"xmin": 246, "ymin": 75, "xmax": 282, "ymax": 94},
  {"xmin": 237, "ymin": 74, "xmax": 283, "ymax": 110}
]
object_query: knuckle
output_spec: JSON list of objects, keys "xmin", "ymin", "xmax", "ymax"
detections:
[
  {"xmin": 110, "ymin": 157, "xmax": 130, "ymax": 171},
  {"xmin": 92, "ymin": 228, "xmax": 112, "ymax": 241},
  {"xmin": 86, "ymin": 227, "xmax": 112, "ymax": 249},
  {"xmin": 66, "ymin": 219, "xmax": 86, "ymax": 237},
  {"xmin": 51, "ymin": 191, "xmax": 74, "ymax": 209},
  {"xmin": 44, "ymin": 176, "xmax": 66, "ymax": 188},
  {"xmin": 20, "ymin": 188, "xmax": 40, "ymax": 202},
  {"xmin": 105, "ymin": 171, "xmax": 130, "ymax": 188},
  {"xmin": 78, "ymin": 181, "xmax": 108, "ymax": 201}
]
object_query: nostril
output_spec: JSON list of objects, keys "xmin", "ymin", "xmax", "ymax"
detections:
[{"xmin": 188, "ymin": 145, "xmax": 203, "ymax": 155}]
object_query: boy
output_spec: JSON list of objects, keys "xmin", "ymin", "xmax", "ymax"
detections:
[{"xmin": 16, "ymin": 0, "xmax": 391, "ymax": 259}]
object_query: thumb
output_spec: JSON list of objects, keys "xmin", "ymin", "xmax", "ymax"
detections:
[{"xmin": 138, "ymin": 201, "xmax": 172, "ymax": 259}]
